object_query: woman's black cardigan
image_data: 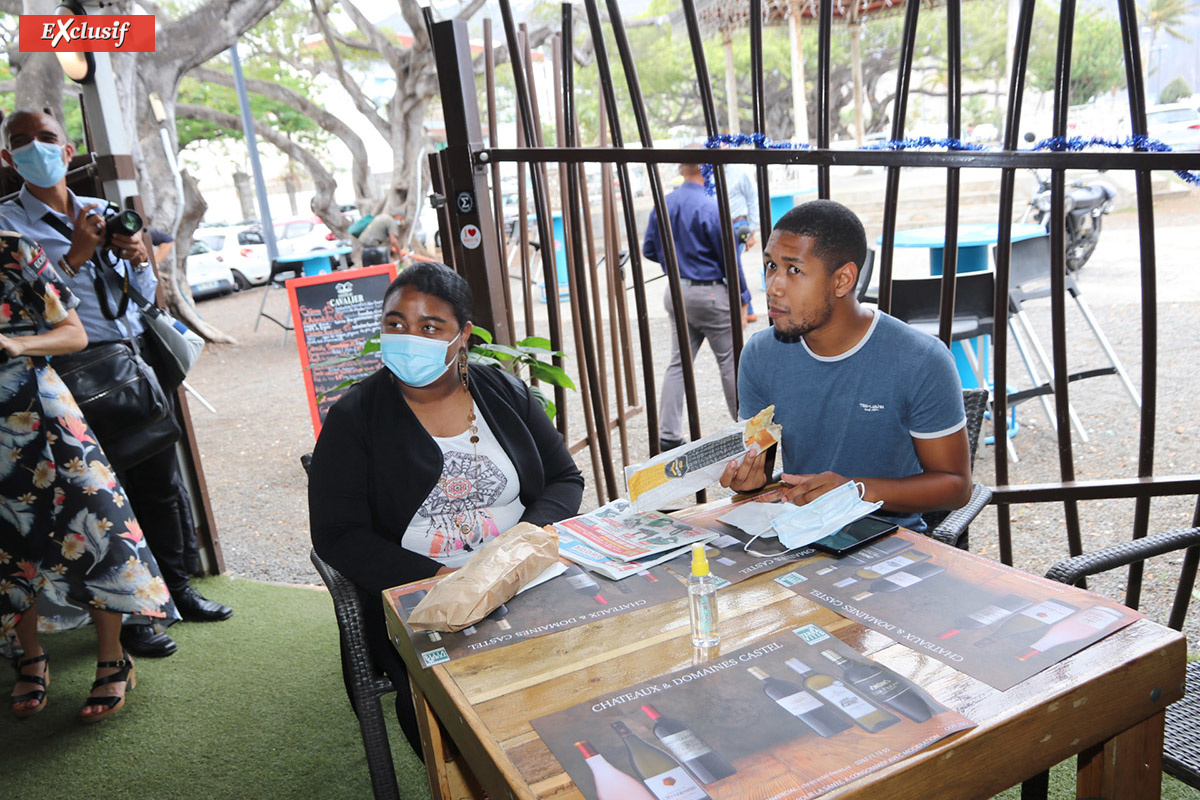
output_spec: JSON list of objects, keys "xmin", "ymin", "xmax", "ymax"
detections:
[{"xmin": 308, "ymin": 363, "xmax": 584, "ymax": 596}]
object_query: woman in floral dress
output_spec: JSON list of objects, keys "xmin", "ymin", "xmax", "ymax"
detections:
[{"xmin": 0, "ymin": 231, "xmax": 176, "ymax": 722}]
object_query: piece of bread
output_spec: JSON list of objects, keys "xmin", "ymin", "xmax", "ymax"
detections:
[{"xmin": 744, "ymin": 404, "xmax": 782, "ymax": 450}]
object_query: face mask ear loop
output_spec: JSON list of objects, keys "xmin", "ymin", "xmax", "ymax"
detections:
[{"xmin": 742, "ymin": 533, "xmax": 813, "ymax": 559}]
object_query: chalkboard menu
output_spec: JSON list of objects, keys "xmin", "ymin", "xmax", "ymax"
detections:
[{"xmin": 286, "ymin": 263, "xmax": 397, "ymax": 437}]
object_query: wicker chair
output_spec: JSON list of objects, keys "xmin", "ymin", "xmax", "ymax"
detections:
[
  {"xmin": 303, "ymin": 453, "xmax": 402, "ymax": 800},
  {"xmin": 1021, "ymin": 525, "xmax": 1200, "ymax": 797},
  {"xmin": 920, "ymin": 387, "xmax": 993, "ymax": 550}
]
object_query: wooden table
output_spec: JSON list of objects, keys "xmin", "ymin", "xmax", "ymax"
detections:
[{"xmin": 386, "ymin": 519, "xmax": 1185, "ymax": 800}]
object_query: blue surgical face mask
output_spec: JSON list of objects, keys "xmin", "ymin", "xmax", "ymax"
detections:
[
  {"xmin": 8, "ymin": 140, "xmax": 68, "ymax": 188},
  {"xmin": 380, "ymin": 331, "xmax": 461, "ymax": 388},
  {"xmin": 758, "ymin": 481, "xmax": 883, "ymax": 552}
]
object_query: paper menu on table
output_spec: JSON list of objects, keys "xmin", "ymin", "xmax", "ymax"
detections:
[
  {"xmin": 623, "ymin": 407, "xmax": 781, "ymax": 512},
  {"xmin": 552, "ymin": 498, "xmax": 718, "ymax": 562}
]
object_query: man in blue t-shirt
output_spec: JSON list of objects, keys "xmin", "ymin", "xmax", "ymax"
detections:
[{"xmin": 720, "ymin": 199, "xmax": 971, "ymax": 530}]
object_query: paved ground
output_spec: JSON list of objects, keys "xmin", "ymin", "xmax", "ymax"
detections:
[{"xmin": 182, "ymin": 181, "xmax": 1200, "ymax": 647}]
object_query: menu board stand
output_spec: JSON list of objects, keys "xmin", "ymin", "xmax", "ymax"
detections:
[{"xmin": 287, "ymin": 263, "xmax": 397, "ymax": 437}]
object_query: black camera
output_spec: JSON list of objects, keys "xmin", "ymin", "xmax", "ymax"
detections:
[{"xmin": 100, "ymin": 202, "xmax": 143, "ymax": 246}]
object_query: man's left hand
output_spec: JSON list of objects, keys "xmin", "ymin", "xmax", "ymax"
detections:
[
  {"xmin": 109, "ymin": 231, "xmax": 148, "ymax": 264},
  {"xmin": 780, "ymin": 471, "xmax": 852, "ymax": 506}
]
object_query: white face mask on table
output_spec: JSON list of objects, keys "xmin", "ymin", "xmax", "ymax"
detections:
[{"xmin": 743, "ymin": 481, "xmax": 884, "ymax": 555}]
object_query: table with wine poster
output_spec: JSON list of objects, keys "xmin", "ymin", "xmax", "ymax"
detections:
[{"xmin": 387, "ymin": 495, "xmax": 1185, "ymax": 800}]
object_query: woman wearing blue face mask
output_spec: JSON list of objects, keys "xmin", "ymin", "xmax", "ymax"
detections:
[{"xmin": 308, "ymin": 261, "xmax": 584, "ymax": 758}]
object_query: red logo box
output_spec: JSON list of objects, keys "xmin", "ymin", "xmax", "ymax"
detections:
[{"xmin": 18, "ymin": 15, "xmax": 155, "ymax": 52}]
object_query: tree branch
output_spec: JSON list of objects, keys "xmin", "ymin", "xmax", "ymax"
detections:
[
  {"xmin": 189, "ymin": 65, "xmax": 373, "ymax": 204},
  {"xmin": 154, "ymin": 0, "xmax": 287, "ymax": 84},
  {"xmin": 308, "ymin": 0, "xmax": 392, "ymax": 139},
  {"xmin": 338, "ymin": 0, "xmax": 403, "ymax": 70}
]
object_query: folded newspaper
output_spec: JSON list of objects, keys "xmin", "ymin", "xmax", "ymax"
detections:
[
  {"xmin": 553, "ymin": 498, "xmax": 717, "ymax": 577},
  {"xmin": 625, "ymin": 405, "xmax": 783, "ymax": 512}
]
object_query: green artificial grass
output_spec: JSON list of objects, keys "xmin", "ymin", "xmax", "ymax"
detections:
[
  {"xmin": 2, "ymin": 576, "xmax": 1195, "ymax": 799},
  {"xmin": 0, "ymin": 576, "xmax": 430, "ymax": 800}
]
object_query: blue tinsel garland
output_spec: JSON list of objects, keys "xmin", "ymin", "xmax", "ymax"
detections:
[{"xmin": 699, "ymin": 131, "xmax": 1200, "ymax": 191}]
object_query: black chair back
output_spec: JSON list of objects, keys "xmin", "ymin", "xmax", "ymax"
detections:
[{"xmin": 889, "ymin": 271, "xmax": 996, "ymax": 341}]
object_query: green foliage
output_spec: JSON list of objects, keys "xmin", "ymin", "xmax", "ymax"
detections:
[
  {"xmin": 309, "ymin": 326, "xmax": 575, "ymax": 420},
  {"xmin": 176, "ymin": 63, "xmax": 326, "ymax": 152},
  {"xmin": 1026, "ymin": 5, "xmax": 1126, "ymax": 104},
  {"xmin": 1159, "ymin": 76, "xmax": 1194, "ymax": 104}
]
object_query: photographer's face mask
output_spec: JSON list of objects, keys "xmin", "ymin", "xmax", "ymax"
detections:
[
  {"xmin": 380, "ymin": 331, "xmax": 460, "ymax": 388},
  {"xmin": 744, "ymin": 480, "xmax": 883, "ymax": 555},
  {"xmin": 8, "ymin": 140, "xmax": 68, "ymax": 188}
]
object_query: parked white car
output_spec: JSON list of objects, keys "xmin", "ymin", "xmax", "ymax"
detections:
[
  {"xmin": 185, "ymin": 239, "xmax": 236, "ymax": 299},
  {"xmin": 194, "ymin": 224, "xmax": 274, "ymax": 289},
  {"xmin": 274, "ymin": 215, "xmax": 348, "ymax": 254},
  {"xmin": 1146, "ymin": 103, "xmax": 1200, "ymax": 151}
]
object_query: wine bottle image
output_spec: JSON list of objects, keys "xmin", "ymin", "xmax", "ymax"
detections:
[
  {"xmin": 973, "ymin": 598, "xmax": 1080, "ymax": 648},
  {"xmin": 939, "ymin": 593, "xmax": 1033, "ymax": 639},
  {"xmin": 563, "ymin": 564, "xmax": 609, "ymax": 605},
  {"xmin": 398, "ymin": 590, "xmax": 442, "ymax": 644},
  {"xmin": 851, "ymin": 561, "xmax": 946, "ymax": 601},
  {"xmin": 815, "ymin": 536, "xmax": 912, "ymax": 575},
  {"xmin": 640, "ymin": 704, "xmax": 736, "ymax": 784},
  {"xmin": 1017, "ymin": 605, "xmax": 1125, "ymax": 661},
  {"xmin": 611, "ymin": 720, "xmax": 711, "ymax": 800},
  {"xmin": 786, "ymin": 657, "xmax": 900, "ymax": 733},
  {"xmin": 746, "ymin": 665, "xmax": 852, "ymax": 738},
  {"xmin": 486, "ymin": 603, "xmax": 512, "ymax": 631},
  {"xmin": 818, "ymin": 649, "xmax": 940, "ymax": 722},
  {"xmin": 832, "ymin": 550, "xmax": 931, "ymax": 588},
  {"xmin": 574, "ymin": 739, "xmax": 656, "ymax": 800}
]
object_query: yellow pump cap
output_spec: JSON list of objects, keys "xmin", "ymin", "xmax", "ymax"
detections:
[{"xmin": 691, "ymin": 543, "xmax": 710, "ymax": 577}]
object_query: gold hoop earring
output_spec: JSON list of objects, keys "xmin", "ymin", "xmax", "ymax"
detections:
[{"xmin": 458, "ymin": 349, "xmax": 470, "ymax": 390}]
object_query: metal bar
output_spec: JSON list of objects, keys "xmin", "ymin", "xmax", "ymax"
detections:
[
  {"xmin": 876, "ymin": 0, "xmax": 923, "ymax": 315},
  {"xmin": 561, "ymin": 8, "xmax": 618, "ymax": 500},
  {"xmin": 992, "ymin": 0, "xmax": 1039, "ymax": 564},
  {"xmin": 483, "ymin": 18, "xmax": 515, "ymax": 342},
  {"xmin": 430, "ymin": 19, "xmax": 509, "ymax": 348},
  {"xmin": 479, "ymin": 147, "xmax": 1200, "ymax": 170},
  {"xmin": 935, "ymin": 0, "xmax": 963, "ymax": 344},
  {"xmin": 1168, "ymin": 546, "xmax": 1199, "ymax": 630},
  {"xmin": 749, "ymin": 0, "xmax": 773, "ymax": 238},
  {"xmin": 496, "ymin": 1, "xmax": 568, "ymax": 436},
  {"xmin": 814, "ymin": 0, "xmax": 833, "ymax": 196},
  {"xmin": 552, "ymin": 27, "xmax": 606, "ymax": 502},
  {"xmin": 585, "ymin": 0, "xmax": 656, "ymax": 450},
  {"xmin": 990, "ymin": 476, "xmax": 1200, "ymax": 505},
  {"xmin": 598, "ymin": 94, "xmax": 632, "ymax": 468},
  {"xmin": 513, "ymin": 30, "xmax": 535, "ymax": 341},
  {"xmin": 603, "ymin": 0, "xmax": 697, "ymax": 458},
  {"xmin": 1116, "ymin": 0, "xmax": 1158, "ymax": 609},
  {"xmin": 1047, "ymin": 0, "xmax": 1084, "ymax": 567},
  {"xmin": 681, "ymin": 0, "xmax": 746, "ymax": 390}
]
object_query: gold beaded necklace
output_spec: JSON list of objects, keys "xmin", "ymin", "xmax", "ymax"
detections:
[{"xmin": 436, "ymin": 404, "xmax": 481, "ymax": 538}]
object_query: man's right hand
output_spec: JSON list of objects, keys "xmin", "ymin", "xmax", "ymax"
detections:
[
  {"xmin": 719, "ymin": 445, "xmax": 769, "ymax": 494},
  {"xmin": 64, "ymin": 204, "xmax": 105, "ymax": 271}
]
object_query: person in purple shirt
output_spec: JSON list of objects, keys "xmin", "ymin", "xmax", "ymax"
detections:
[{"xmin": 643, "ymin": 160, "xmax": 750, "ymax": 451}]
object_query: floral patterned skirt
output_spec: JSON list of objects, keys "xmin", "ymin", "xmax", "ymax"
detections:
[{"xmin": 0, "ymin": 356, "xmax": 178, "ymax": 649}]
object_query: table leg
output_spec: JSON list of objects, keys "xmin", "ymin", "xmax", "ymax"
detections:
[
  {"xmin": 411, "ymin": 676, "xmax": 487, "ymax": 800},
  {"xmin": 1075, "ymin": 709, "xmax": 1165, "ymax": 800}
]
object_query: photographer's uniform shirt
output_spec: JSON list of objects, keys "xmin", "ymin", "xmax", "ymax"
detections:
[
  {"xmin": 0, "ymin": 186, "xmax": 156, "ymax": 343},
  {"xmin": 0, "ymin": 185, "xmax": 193, "ymax": 595}
]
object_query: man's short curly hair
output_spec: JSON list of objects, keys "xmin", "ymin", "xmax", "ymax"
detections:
[{"xmin": 773, "ymin": 199, "xmax": 867, "ymax": 275}]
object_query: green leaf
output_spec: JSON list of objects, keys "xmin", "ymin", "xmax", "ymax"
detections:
[
  {"xmin": 306, "ymin": 354, "xmax": 367, "ymax": 370},
  {"xmin": 529, "ymin": 361, "xmax": 576, "ymax": 390},
  {"xmin": 516, "ymin": 335, "xmax": 553, "ymax": 350},
  {"xmin": 473, "ymin": 326, "xmax": 494, "ymax": 344},
  {"xmin": 467, "ymin": 352, "xmax": 504, "ymax": 368},
  {"xmin": 528, "ymin": 383, "xmax": 557, "ymax": 420},
  {"xmin": 475, "ymin": 343, "xmax": 523, "ymax": 360}
]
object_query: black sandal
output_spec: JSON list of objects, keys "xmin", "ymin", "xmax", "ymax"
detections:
[
  {"xmin": 10, "ymin": 652, "xmax": 49, "ymax": 718},
  {"xmin": 80, "ymin": 652, "xmax": 135, "ymax": 724}
]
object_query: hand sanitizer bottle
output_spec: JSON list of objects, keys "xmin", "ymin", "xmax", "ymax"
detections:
[{"xmin": 689, "ymin": 543, "xmax": 720, "ymax": 647}]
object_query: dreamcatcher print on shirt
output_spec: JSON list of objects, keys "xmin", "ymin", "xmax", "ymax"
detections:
[{"xmin": 415, "ymin": 449, "xmax": 508, "ymax": 559}]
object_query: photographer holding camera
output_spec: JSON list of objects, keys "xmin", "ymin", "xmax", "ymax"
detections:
[{"xmin": 0, "ymin": 108, "xmax": 232, "ymax": 659}]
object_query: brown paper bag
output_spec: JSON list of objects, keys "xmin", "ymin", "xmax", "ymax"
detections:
[{"xmin": 406, "ymin": 522, "xmax": 559, "ymax": 632}]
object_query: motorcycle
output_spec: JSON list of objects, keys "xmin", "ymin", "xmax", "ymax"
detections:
[{"xmin": 1020, "ymin": 134, "xmax": 1117, "ymax": 273}]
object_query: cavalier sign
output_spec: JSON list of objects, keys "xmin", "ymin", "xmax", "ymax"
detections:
[{"xmin": 19, "ymin": 15, "xmax": 155, "ymax": 52}]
